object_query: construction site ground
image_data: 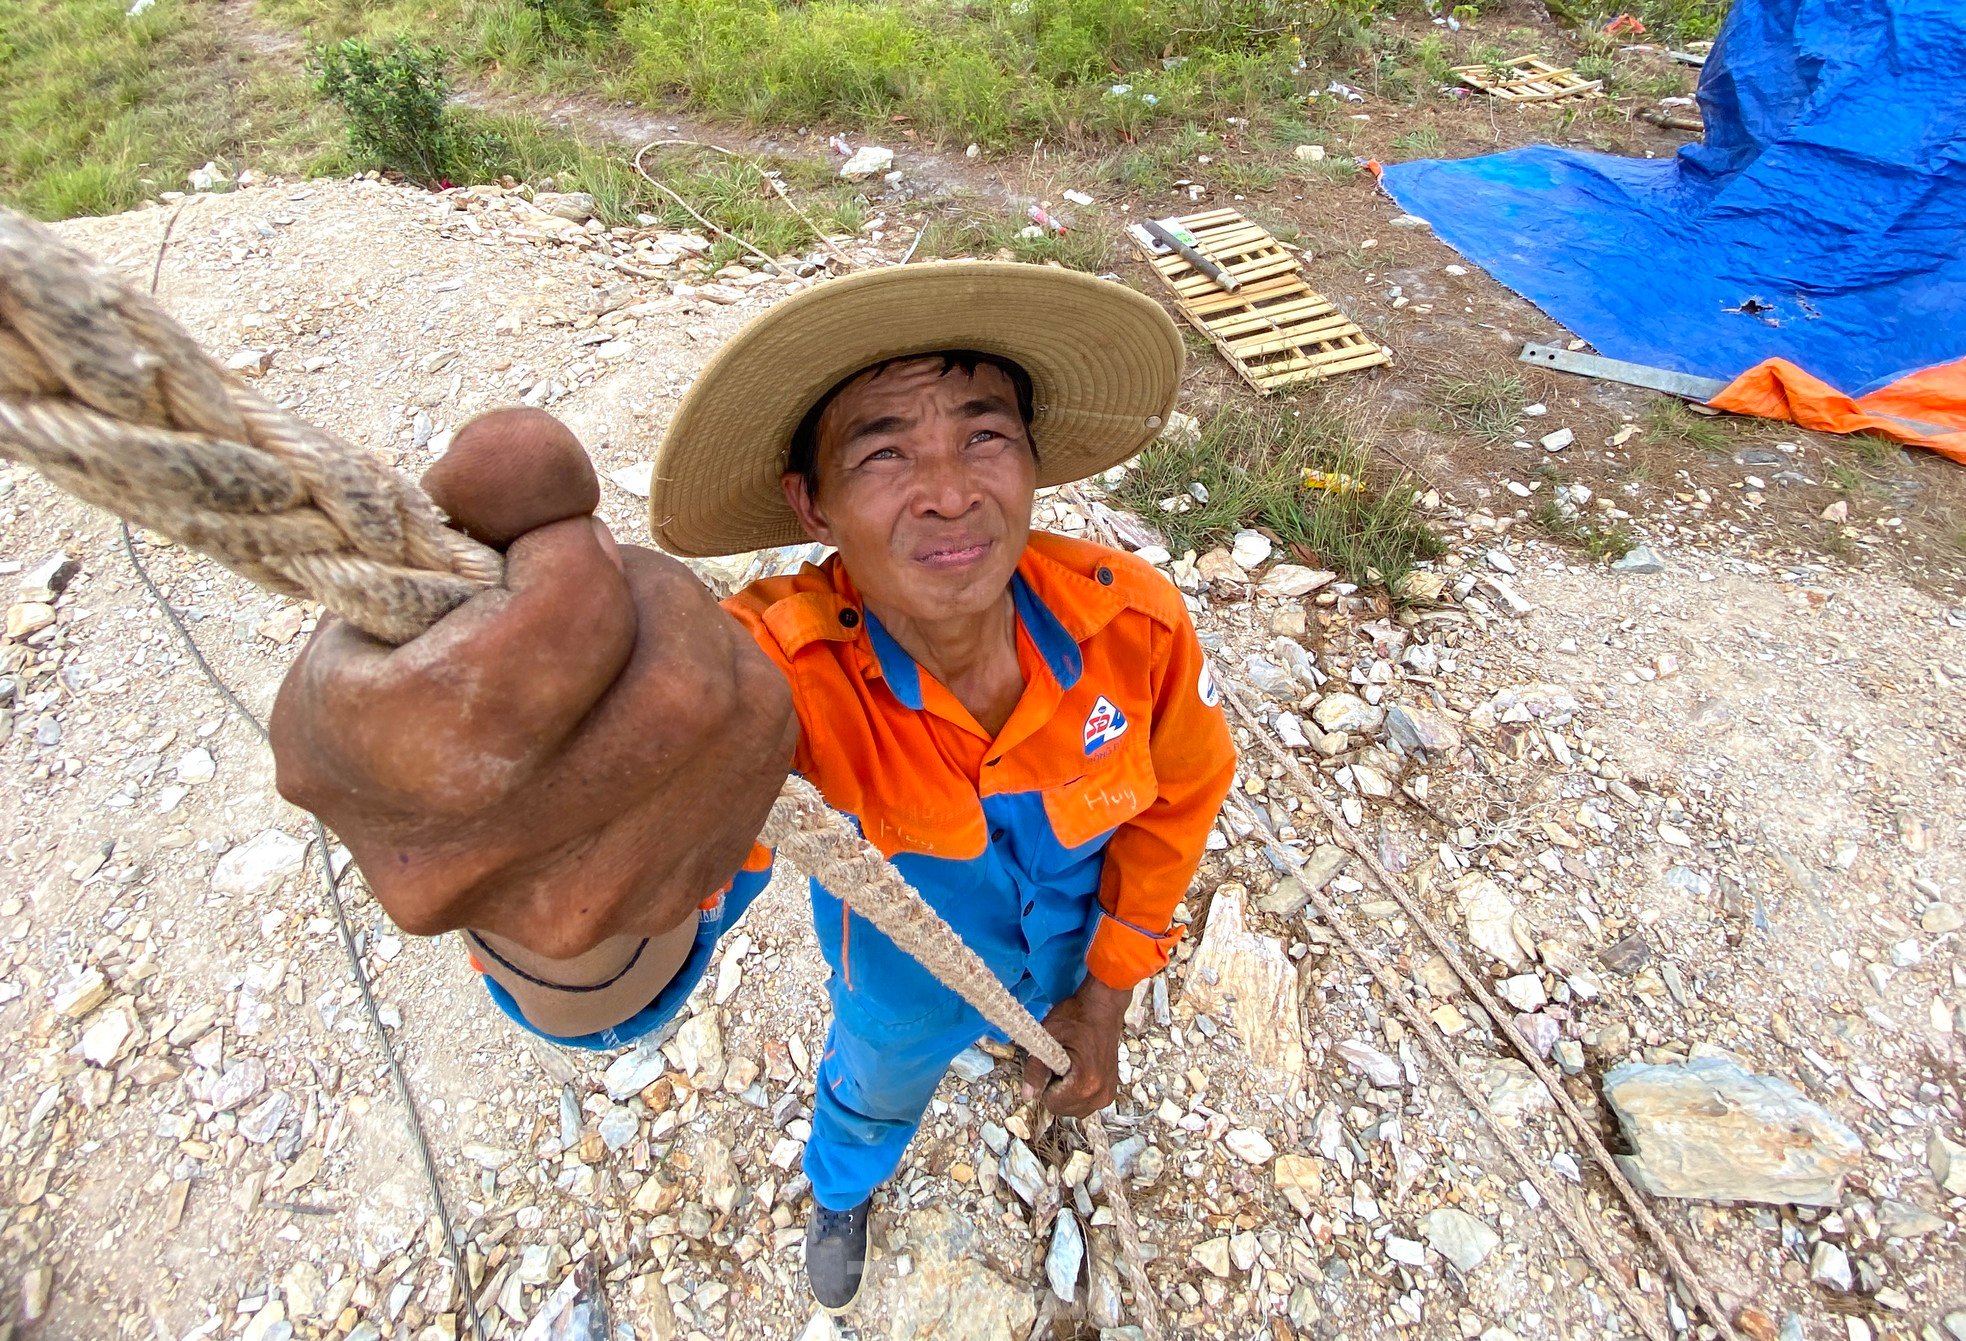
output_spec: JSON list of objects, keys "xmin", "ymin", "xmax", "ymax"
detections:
[{"xmin": 2, "ymin": 25, "xmax": 1965, "ymax": 1341}]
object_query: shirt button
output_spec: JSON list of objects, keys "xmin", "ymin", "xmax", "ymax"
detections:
[
  {"xmin": 1096, "ymin": 566, "xmax": 1115, "ymax": 586},
  {"xmin": 1022, "ymin": 901, "xmax": 1036, "ymax": 916},
  {"xmin": 838, "ymin": 608, "xmax": 860, "ymax": 628},
  {"xmin": 990, "ymin": 828, "xmax": 1006, "ymax": 842}
]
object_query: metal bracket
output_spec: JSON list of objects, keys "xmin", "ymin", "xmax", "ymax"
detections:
[
  {"xmin": 1520, "ymin": 342, "xmax": 1953, "ymax": 440},
  {"xmin": 1518, "ymin": 342, "xmax": 1727, "ymax": 401}
]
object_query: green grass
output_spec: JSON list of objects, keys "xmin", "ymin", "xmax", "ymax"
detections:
[
  {"xmin": 1824, "ymin": 460, "xmax": 1866, "ymax": 495},
  {"xmin": 916, "ymin": 207, "xmax": 1117, "ymax": 271},
  {"xmin": 1643, "ymin": 398, "xmax": 1732, "ymax": 452},
  {"xmin": 1531, "ymin": 472, "xmax": 1633, "ymax": 561},
  {"xmin": 502, "ymin": 136, "xmax": 872, "ymax": 250},
  {"xmin": 1108, "ymin": 404, "xmax": 1444, "ymax": 595},
  {"xmin": 1436, "ymin": 372, "xmax": 1526, "ymax": 445},
  {"xmin": 1102, "ymin": 147, "xmax": 1179, "ymax": 195},
  {"xmin": 1411, "ymin": 31, "xmax": 1456, "ymax": 84},
  {"xmin": 1551, "ymin": 0, "xmax": 1729, "ymax": 42},
  {"xmin": 1214, "ymin": 159, "xmax": 1284, "ymax": 195},
  {"xmin": 261, "ymin": 0, "xmax": 1381, "ymax": 151},
  {"xmin": 1389, "ymin": 126, "xmax": 1443, "ymax": 159},
  {"xmin": 1845, "ymin": 432, "xmax": 1901, "ymax": 465},
  {"xmin": 0, "ymin": 0, "xmax": 346, "ymax": 219},
  {"xmin": 1574, "ymin": 52, "xmax": 1617, "ymax": 88},
  {"xmin": 1293, "ymin": 155, "xmax": 1361, "ymax": 185}
]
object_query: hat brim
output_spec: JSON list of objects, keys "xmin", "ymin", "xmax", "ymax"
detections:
[{"xmin": 648, "ymin": 261, "xmax": 1184, "ymax": 557}]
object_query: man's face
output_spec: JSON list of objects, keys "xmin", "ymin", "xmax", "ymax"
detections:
[{"xmin": 782, "ymin": 358, "xmax": 1037, "ymax": 626}]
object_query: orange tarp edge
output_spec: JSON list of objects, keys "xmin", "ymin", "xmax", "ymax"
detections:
[{"xmin": 1709, "ymin": 356, "xmax": 1966, "ymax": 463}]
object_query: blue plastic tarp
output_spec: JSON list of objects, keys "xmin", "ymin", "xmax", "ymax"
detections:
[{"xmin": 1381, "ymin": 0, "xmax": 1966, "ymax": 397}]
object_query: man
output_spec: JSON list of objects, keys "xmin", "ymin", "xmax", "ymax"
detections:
[{"xmin": 272, "ymin": 262, "xmax": 1237, "ymax": 1312}]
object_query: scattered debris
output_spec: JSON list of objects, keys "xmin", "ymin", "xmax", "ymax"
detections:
[
  {"xmin": 839, "ymin": 146, "xmax": 894, "ymax": 180},
  {"xmin": 1454, "ymin": 56, "xmax": 1603, "ymax": 102}
]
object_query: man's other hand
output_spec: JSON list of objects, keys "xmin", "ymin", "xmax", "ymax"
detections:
[
  {"xmin": 270, "ymin": 408, "xmax": 797, "ymax": 960},
  {"xmin": 1021, "ymin": 976, "xmax": 1130, "ymax": 1118}
]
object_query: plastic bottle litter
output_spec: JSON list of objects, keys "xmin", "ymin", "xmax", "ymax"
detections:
[
  {"xmin": 1302, "ymin": 468, "xmax": 1365, "ymax": 494},
  {"xmin": 1027, "ymin": 205, "xmax": 1068, "ymax": 235}
]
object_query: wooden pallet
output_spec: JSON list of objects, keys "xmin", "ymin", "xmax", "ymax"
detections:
[
  {"xmin": 1453, "ymin": 55, "xmax": 1602, "ymax": 102},
  {"xmin": 1130, "ymin": 209, "xmax": 1389, "ymax": 393}
]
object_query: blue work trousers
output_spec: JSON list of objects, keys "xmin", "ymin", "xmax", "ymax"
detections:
[{"xmin": 801, "ymin": 877, "xmax": 1094, "ymax": 1211}]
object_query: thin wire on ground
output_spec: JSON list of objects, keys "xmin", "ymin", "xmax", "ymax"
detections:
[
  {"xmin": 1215, "ymin": 668, "xmax": 1741, "ymax": 1341},
  {"xmin": 632, "ymin": 138, "xmax": 855, "ymax": 273},
  {"xmin": 119, "ymin": 526, "xmax": 489, "ymax": 1341},
  {"xmin": 1060, "ymin": 500, "xmax": 1730, "ymax": 1339},
  {"xmin": 133, "ymin": 210, "xmax": 490, "ymax": 1341}
]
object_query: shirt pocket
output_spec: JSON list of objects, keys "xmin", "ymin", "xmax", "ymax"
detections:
[{"xmin": 1039, "ymin": 729, "xmax": 1158, "ymax": 853}]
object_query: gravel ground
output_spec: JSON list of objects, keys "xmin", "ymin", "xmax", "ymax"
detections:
[{"xmin": 1, "ymin": 177, "xmax": 1961, "ymax": 1341}]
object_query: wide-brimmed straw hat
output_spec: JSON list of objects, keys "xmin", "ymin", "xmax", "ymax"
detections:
[{"xmin": 648, "ymin": 261, "xmax": 1184, "ymax": 557}]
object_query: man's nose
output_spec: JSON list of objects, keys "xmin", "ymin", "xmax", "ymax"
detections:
[{"xmin": 910, "ymin": 442, "xmax": 983, "ymax": 518}]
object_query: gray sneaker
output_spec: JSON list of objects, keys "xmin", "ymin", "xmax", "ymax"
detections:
[{"xmin": 804, "ymin": 1198, "xmax": 870, "ymax": 1314}]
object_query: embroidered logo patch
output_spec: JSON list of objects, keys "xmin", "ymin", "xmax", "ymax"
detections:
[
  {"xmin": 1083, "ymin": 695, "xmax": 1129, "ymax": 753},
  {"xmin": 1198, "ymin": 662, "xmax": 1221, "ymax": 708}
]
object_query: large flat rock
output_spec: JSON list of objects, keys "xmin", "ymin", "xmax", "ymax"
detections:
[{"xmin": 1603, "ymin": 1056, "xmax": 1862, "ymax": 1206}]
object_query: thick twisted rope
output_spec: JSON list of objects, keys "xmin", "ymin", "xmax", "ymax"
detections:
[
  {"xmin": 0, "ymin": 209, "xmax": 503, "ymax": 644},
  {"xmin": 0, "ymin": 206, "xmax": 1159, "ymax": 1337}
]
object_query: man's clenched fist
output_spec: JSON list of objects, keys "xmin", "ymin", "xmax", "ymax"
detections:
[{"xmin": 271, "ymin": 408, "xmax": 796, "ymax": 959}]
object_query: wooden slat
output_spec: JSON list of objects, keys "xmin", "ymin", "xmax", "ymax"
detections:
[
  {"xmin": 1187, "ymin": 225, "xmax": 1273, "ymax": 252},
  {"xmin": 1244, "ymin": 339, "xmax": 1372, "ymax": 373},
  {"xmin": 1213, "ymin": 317, "xmax": 1339, "ymax": 346},
  {"xmin": 1173, "ymin": 247, "xmax": 1290, "ymax": 281},
  {"xmin": 1226, "ymin": 316, "xmax": 1365, "ymax": 357},
  {"xmin": 1185, "ymin": 274, "xmax": 1305, "ymax": 315},
  {"xmin": 1186, "ymin": 285, "xmax": 1305, "ymax": 319},
  {"xmin": 1188, "ymin": 240, "xmax": 1278, "ymax": 267},
  {"xmin": 1132, "ymin": 206, "xmax": 1387, "ymax": 393},
  {"xmin": 1511, "ymin": 80, "xmax": 1602, "ymax": 102},
  {"xmin": 1175, "ymin": 207, "xmax": 1243, "ymax": 228},
  {"xmin": 1209, "ymin": 296, "xmax": 1339, "ymax": 330},
  {"xmin": 1171, "ymin": 256, "xmax": 1298, "ymax": 296},
  {"xmin": 1454, "ymin": 54, "xmax": 1597, "ymax": 102},
  {"xmin": 1150, "ymin": 234, "xmax": 1282, "ymax": 264},
  {"xmin": 1252, "ymin": 347, "xmax": 1392, "ymax": 389},
  {"xmin": 1251, "ymin": 340, "xmax": 1390, "ymax": 376},
  {"xmin": 1221, "ymin": 252, "xmax": 1298, "ymax": 279},
  {"xmin": 1166, "ymin": 247, "xmax": 1289, "ymax": 285},
  {"xmin": 1209, "ymin": 298, "xmax": 1339, "ymax": 336}
]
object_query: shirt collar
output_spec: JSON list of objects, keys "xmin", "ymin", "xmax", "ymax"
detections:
[
  {"xmin": 860, "ymin": 568, "xmax": 1087, "ymax": 708},
  {"xmin": 1010, "ymin": 570, "xmax": 1084, "ymax": 690},
  {"xmin": 862, "ymin": 605, "xmax": 926, "ymax": 709},
  {"xmin": 845, "ymin": 534, "xmax": 1129, "ymax": 700}
]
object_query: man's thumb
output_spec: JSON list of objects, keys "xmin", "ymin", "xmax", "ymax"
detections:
[
  {"xmin": 1019, "ymin": 1051, "xmax": 1049, "ymax": 1103},
  {"xmin": 420, "ymin": 407, "xmax": 600, "ymax": 549}
]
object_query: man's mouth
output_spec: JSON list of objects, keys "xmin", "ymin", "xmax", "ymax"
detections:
[{"xmin": 914, "ymin": 539, "xmax": 994, "ymax": 570}]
